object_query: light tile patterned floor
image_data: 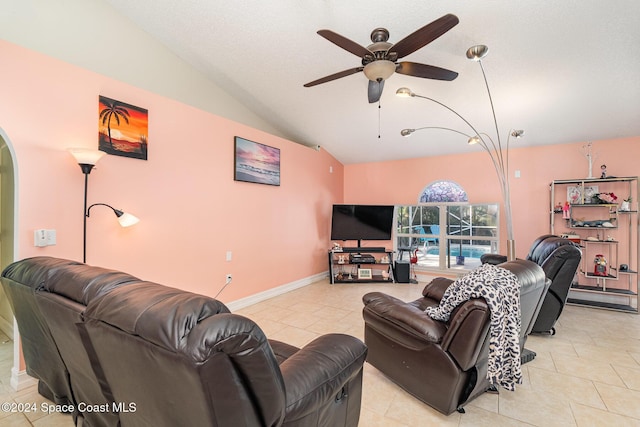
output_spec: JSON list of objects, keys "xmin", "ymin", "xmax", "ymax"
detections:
[{"xmin": 1, "ymin": 278, "xmax": 639, "ymax": 426}]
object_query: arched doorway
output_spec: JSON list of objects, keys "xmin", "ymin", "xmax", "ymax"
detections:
[{"xmin": 0, "ymin": 128, "xmax": 18, "ymax": 388}]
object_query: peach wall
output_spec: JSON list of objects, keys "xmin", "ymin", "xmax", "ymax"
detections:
[
  {"xmin": 345, "ymin": 137, "xmax": 640, "ymax": 258},
  {"xmin": 0, "ymin": 40, "xmax": 344, "ymax": 302}
]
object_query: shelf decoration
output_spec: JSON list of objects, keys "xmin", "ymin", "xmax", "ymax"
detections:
[
  {"xmin": 580, "ymin": 142, "xmax": 599, "ymax": 179},
  {"xmin": 357, "ymin": 269, "xmax": 372, "ymax": 280},
  {"xmin": 567, "ymin": 185, "xmax": 600, "ymax": 204},
  {"xmin": 594, "ymin": 192, "xmax": 618, "ymax": 204},
  {"xmin": 620, "ymin": 197, "xmax": 632, "ymax": 212}
]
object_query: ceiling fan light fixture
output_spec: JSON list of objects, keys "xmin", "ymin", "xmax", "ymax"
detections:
[
  {"xmin": 400, "ymin": 129, "xmax": 415, "ymax": 137},
  {"xmin": 466, "ymin": 45, "xmax": 489, "ymax": 61},
  {"xmin": 363, "ymin": 60, "xmax": 396, "ymax": 82},
  {"xmin": 510, "ymin": 129, "xmax": 525, "ymax": 138},
  {"xmin": 468, "ymin": 136, "xmax": 481, "ymax": 145},
  {"xmin": 395, "ymin": 87, "xmax": 414, "ymax": 98}
]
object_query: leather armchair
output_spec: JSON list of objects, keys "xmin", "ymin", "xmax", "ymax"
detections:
[
  {"xmin": 362, "ymin": 259, "xmax": 548, "ymax": 415},
  {"xmin": 481, "ymin": 235, "xmax": 582, "ymax": 334}
]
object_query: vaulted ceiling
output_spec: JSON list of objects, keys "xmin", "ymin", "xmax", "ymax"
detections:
[{"xmin": 104, "ymin": 0, "xmax": 640, "ymax": 164}]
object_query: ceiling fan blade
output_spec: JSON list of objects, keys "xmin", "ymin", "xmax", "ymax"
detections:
[
  {"xmin": 368, "ymin": 80, "xmax": 385, "ymax": 103},
  {"xmin": 317, "ymin": 29, "xmax": 373, "ymax": 58},
  {"xmin": 388, "ymin": 14, "xmax": 459, "ymax": 59},
  {"xmin": 396, "ymin": 62, "xmax": 458, "ymax": 81},
  {"xmin": 303, "ymin": 67, "xmax": 364, "ymax": 87}
]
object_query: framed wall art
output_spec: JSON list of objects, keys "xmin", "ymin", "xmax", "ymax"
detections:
[
  {"xmin": 567, "ymin": 185, "xmax": 598, "ymax": 204},
  {"xmin": 99, "ymin": 95, "xmax": 148, "ymax": 160},
  {"xmin": 567, "ymin": 185, "xmax": 582, "ymax": 204},
  {"xmin": 234, "ymin": 136, "xmax": 280, "ymax": 186}
]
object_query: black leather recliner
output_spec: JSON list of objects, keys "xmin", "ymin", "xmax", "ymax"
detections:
[
  {"xmin": 362, "ymin": 259, "xmax": 548, "ymax": 415},
  {"xmin": 481, "ymin": 235, "xmax": 582, "ymax": 335}
]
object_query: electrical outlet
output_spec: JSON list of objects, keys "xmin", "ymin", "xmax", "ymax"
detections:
[{"xmin": 225, "ymin": 274, "xmax": 232, "ymax": 284}]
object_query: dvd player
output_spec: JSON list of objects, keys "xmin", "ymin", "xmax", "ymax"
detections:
[{"xmin": 349, "ymin": 254, "xmax": 376, "ymax": 263}]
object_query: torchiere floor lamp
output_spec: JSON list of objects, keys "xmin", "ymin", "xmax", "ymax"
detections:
[{"xmin": 69, "ymin": 148, "xmax": 139, "ymax": 263}]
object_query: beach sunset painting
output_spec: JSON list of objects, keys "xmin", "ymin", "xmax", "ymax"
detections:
[
  {"xmin": 99, "ymin": 95, "xmax": 148, "ymax": 160},
  {"xmin": 234, "ymin": 136, "xmax": 280, "ymax": 186}
]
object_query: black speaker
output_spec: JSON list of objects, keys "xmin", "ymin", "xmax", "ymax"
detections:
[{"xmin": 394, "ymin": 261, "xmax": 410, "ymax": 283}]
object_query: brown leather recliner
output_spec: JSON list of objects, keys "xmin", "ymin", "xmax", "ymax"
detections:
[
  {"xmin": 2, "ymin": 256, "xmax": 367, "ymax": 427},
  {"xmin": 362, "ymin": 259, "xmax": 548, "ymax": 415}
]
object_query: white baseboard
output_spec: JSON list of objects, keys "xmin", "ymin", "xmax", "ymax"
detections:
[
  {"xmin": 10, "ymin": 367, "xmax": 37, "ymax": 391},
  {"xmin": 226, "ymin": 271, "xmax": 328, "ymax": 311}
]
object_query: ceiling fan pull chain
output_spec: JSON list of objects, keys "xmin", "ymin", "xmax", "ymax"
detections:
[{"xmin": 378, "ymin": 101, "xmax": 382, "ymax": 139}]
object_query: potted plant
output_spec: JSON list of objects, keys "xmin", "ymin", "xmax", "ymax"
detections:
[{"xmin": 621, "ymin": 196, "xmax": 632, "ymax": 212}]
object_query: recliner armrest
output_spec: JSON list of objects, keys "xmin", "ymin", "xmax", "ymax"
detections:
[
  {"xmin": 278, "ymin": 334, "xmax": 367, "ymax": 421},
  {"xmin": 441, "ymin": 299, "xmax": 491, "ymax": 370},
  {"xmin": 362, "ymin": 292, "xmax": 446, "ymax": 343}
]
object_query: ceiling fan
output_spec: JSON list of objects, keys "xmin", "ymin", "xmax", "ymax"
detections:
[{"xmin": 303, "ymin": 14, "xmax": 460, "ymax": 103}]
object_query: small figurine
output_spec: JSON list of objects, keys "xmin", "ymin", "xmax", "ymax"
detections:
[
  {"xmin": 593, "ymin": 254, "xmax": 608, "ymax": 276},
  {"xmin": 600, "ymin": 164, "xmax": 607, "ymax": 179},
  {"xmin": 562, "ymin": 201, "xmax": 570, "ymax": 219}
]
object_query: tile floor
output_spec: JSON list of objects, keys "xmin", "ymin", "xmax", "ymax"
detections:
[{"xmin": 1, "ymin": 277, "xmax": 639, "ymax": 426}]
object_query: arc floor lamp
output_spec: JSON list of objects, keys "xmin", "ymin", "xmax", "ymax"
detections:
[
  {"xmin": 397, "ymin": 45, "xmax": 523, "ymax": 261},
  {"xmin": 69, "ymin": 148, "xmax": 139, "ymax": 263}
]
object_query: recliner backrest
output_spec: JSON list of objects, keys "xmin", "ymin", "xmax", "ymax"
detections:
[
  {"xmin": 0, "ymin": 257, "xmax": 82, "ymax": 406},
  {"xmin": 527, "ymin": 236, "xmax": 581, "ymax": 333},
  {"xmin": 81, "ymin": 281, "xmax": 286, "ymax": 427},
  {"xmin": 525, "ymin": 234, "xmax": 556, "ymax": 261},
  {"xmin": 33, "ymin": 262, "xmax": 140, "ymax": 427}
]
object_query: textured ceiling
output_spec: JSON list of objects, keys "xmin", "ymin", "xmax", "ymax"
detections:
[{"xmin": 104, "ymin": 0, "xmax": 640, "ymax": 164}]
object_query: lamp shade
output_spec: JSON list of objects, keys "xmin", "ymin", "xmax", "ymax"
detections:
[
  {"xmin": 466, "ymin": 45, "xmax": 489, "ymax": 61},
  {"xmin": 69, "ymin": 148, "xmax": 105, "ymax": 165},
  {"xmin": 395, "ymin": 87, "xmax": 414, "ymax": 98},
  {"xmin": 363, "ymin": 60, "xmax": 396, "ymax": 82},
  {"xmin": 115, "ymin": 211, "xmax": 140, "ymax": 227}
]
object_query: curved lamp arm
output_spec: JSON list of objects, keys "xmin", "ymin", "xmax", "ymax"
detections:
[
  {"xmin": 87, "ymin": 203, "xmax": 140, "ymax": 227},
  {"xmin": 396, "ymin": 45, "xmax": 524, "ymax": 256}
]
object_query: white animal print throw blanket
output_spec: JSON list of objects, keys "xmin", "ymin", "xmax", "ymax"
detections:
[{"xmin": 425, "ymin": 263, "xmax": 522, "ymax": 391}]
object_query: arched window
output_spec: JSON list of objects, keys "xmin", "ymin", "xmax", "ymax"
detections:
[{"xmin": 419, "ymin": 180, "xmax": 468, "ymax": 203}]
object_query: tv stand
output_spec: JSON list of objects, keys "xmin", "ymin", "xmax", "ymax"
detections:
[{"xmin": 328, "ymin": 248, "xmax": 394, "ymax": 284}]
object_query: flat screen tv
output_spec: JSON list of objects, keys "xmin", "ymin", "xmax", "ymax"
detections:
[{"xmin": 330, "ymin": 204, "xmax": 395, "ymax": 241}]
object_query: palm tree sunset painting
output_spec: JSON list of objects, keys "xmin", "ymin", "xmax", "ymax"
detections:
[
  {"xmin": 234, "ymin": 136, "xmax": 280, "ymax": 186},
  {"xmin": 99, "ymin": 95, "xmax": 148, "ymax": 160}
]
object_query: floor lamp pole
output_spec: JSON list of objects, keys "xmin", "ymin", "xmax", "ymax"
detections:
[
  {"xmin": 77, "ymin": 163, "xmax": 95, "ymax": 264},
  {"xmin": 82, "ymin": 171, "xmax": 89, "ymax": 263},
  {"xmin": 69, "ymin": 148, "xmax": 105, "ymax": 264}
]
